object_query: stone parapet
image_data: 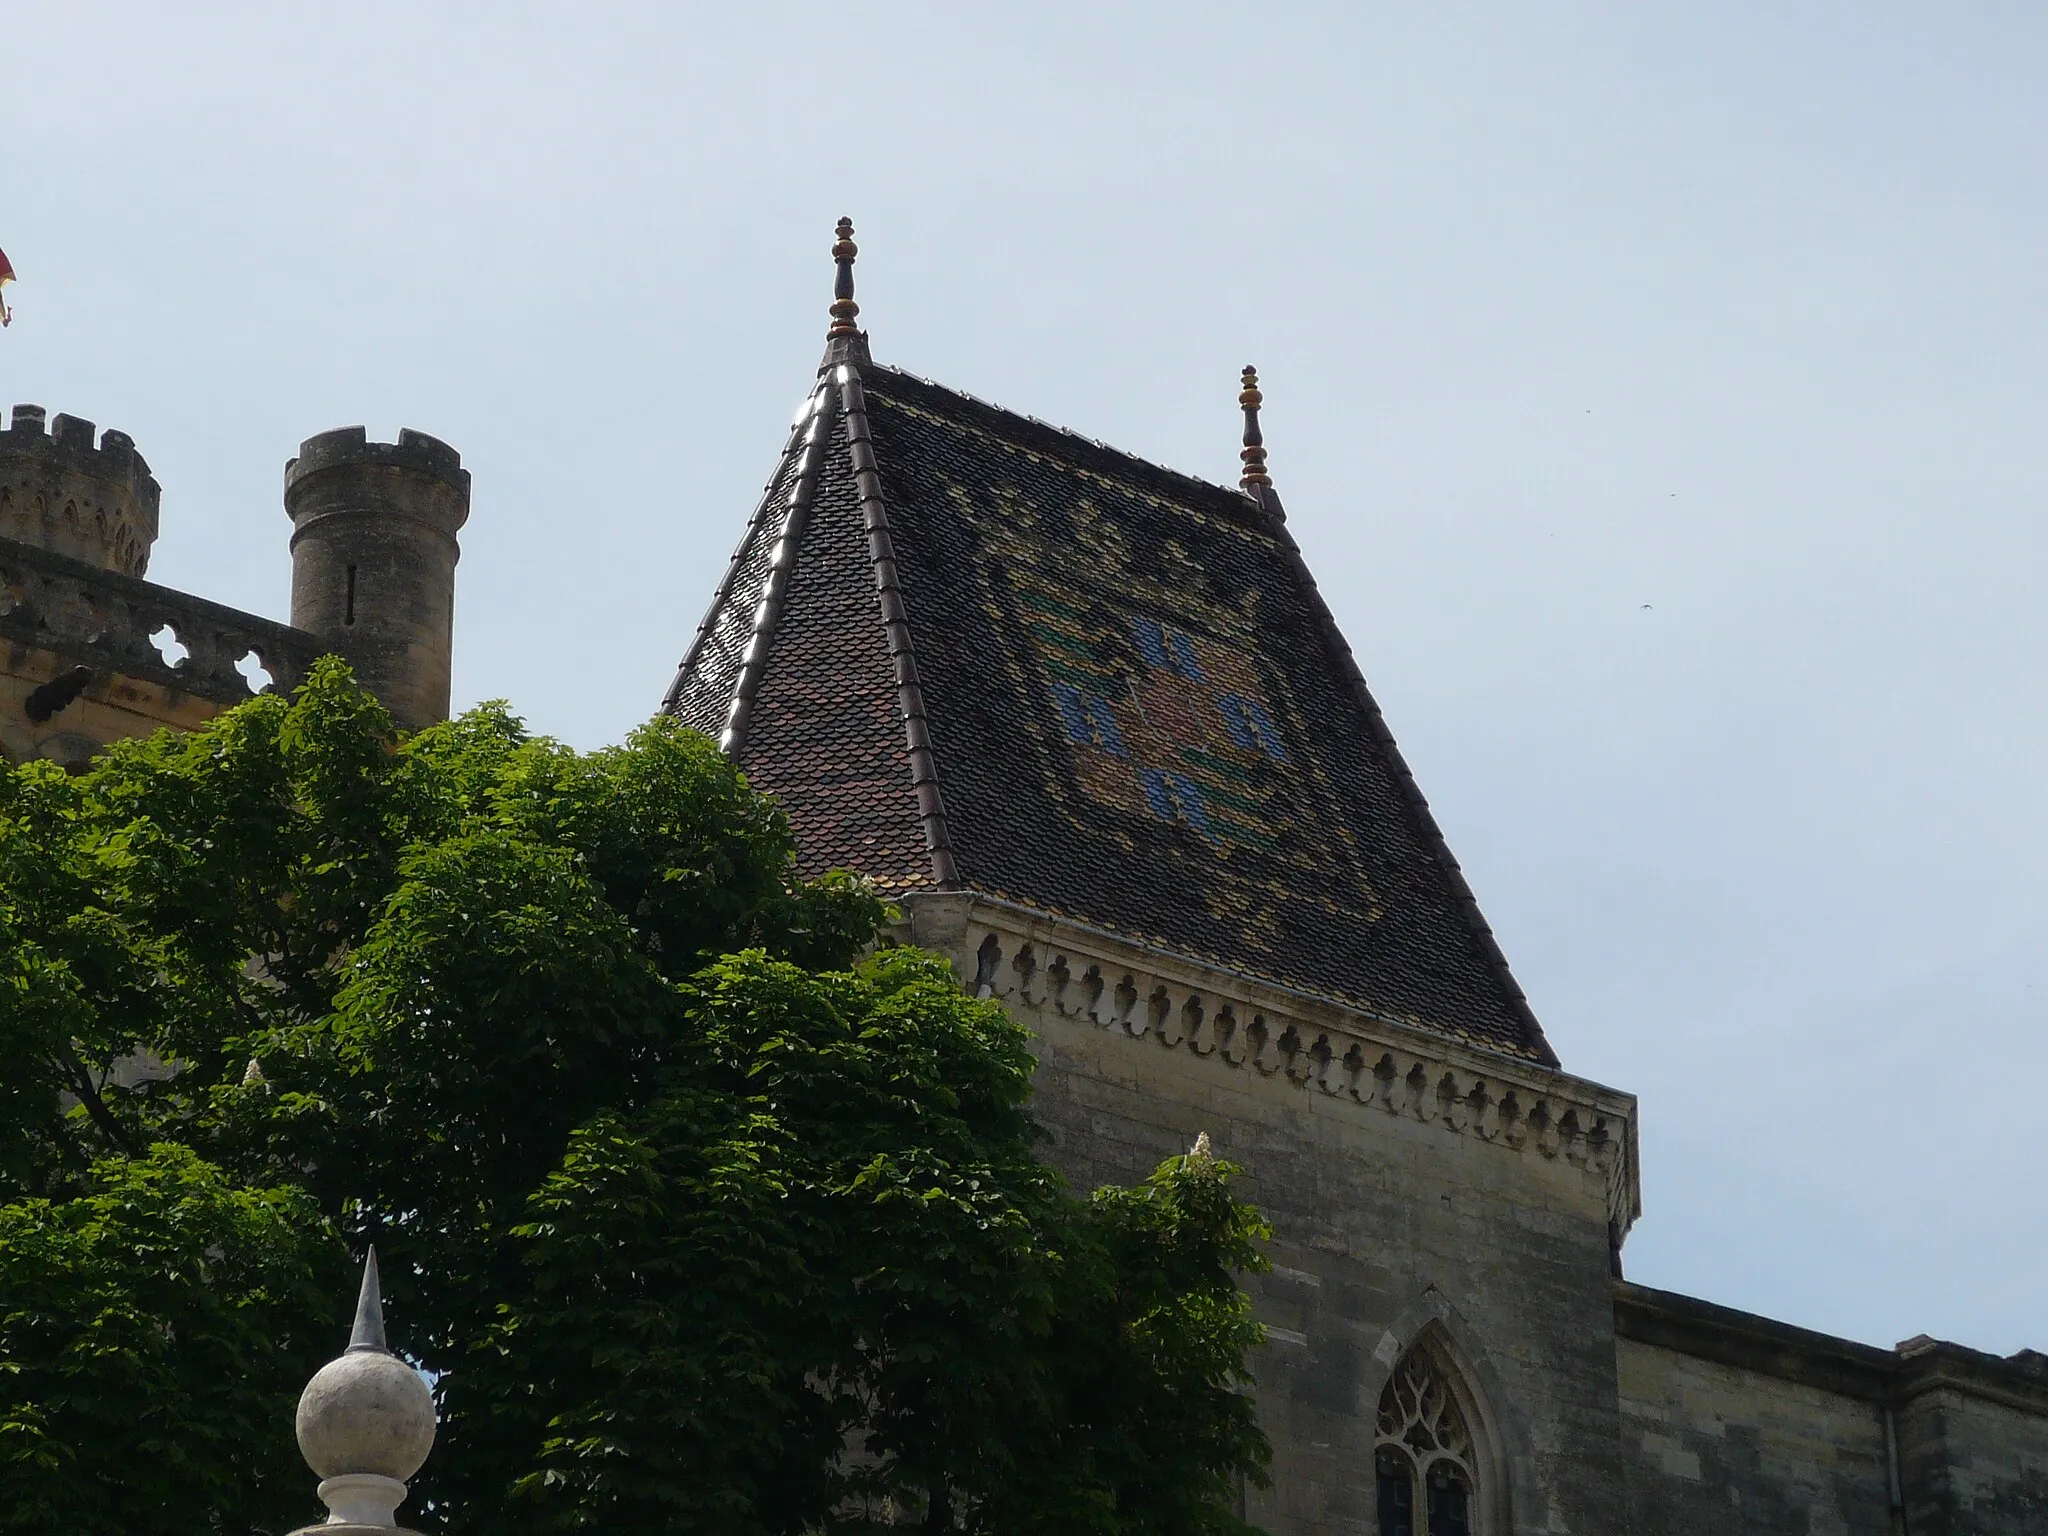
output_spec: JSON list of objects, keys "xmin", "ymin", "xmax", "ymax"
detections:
[
  {"xmin": 901, "ymin": 890, "xmax": 1642, "ymax": 1239},
  {"xmin": 1615, "ymin": 1280, "xmax": 2048, "ymax": 1415},
  {"xmin": 1616, "ymin": 1280, "xmax": 2048, "ymax": 1534},
  {"xmin": 0, "ymin": 533, "xmax": 323, "ymax": 707}
]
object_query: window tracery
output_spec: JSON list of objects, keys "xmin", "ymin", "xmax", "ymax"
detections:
[{"xmin": 1374, "ymin": 1344, "xmax": 1478, "ymax": 1536}]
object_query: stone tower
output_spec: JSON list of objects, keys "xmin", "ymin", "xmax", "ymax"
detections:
[
  {"xmin": 0, "ymin": 405, "xmax": 161, "ymax": 575},
  {"xmin": 659, "ymin": 223, "xmax": 2048, "ymax": 1534},
  {"xmin": 284, "ymin": 427, "xmax": 471, "ymax": 731}
]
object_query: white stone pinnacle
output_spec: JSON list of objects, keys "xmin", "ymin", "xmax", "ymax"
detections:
[{"xmin": 290, "ymin": 1247, "xmax": 437, "ymax": 1533}]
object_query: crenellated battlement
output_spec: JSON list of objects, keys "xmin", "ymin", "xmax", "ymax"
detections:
[
  {"xmin": 284, "ymin": 426, "xmax": 469, "ymax": 501},
  {"xmin": 0, "ymin": 404, "xmax": 162, "ymax": 576}
]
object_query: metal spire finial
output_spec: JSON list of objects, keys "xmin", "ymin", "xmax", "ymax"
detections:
[
  {"xmin": 1238, "ymin": 365, "xmax": 1271, "ymax": 489},
  {"xmin": 827, "ymin": 216, "xmax": 861, "ymax": 339},
  {"xmin": 346, "ymin": 1246, "xmax": 389, "ymax": 1355}
]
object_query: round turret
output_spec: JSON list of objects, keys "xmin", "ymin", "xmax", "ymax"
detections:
[
  {"xmin": 283, "ymin": 427, "xmax": 470, "ymax": 732},
  {"xmin": 0, "ymin": 404, "xmax": 161, "ymax": 575}
]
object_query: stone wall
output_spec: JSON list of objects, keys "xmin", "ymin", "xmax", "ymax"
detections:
[
  {"xmin": 905, "ymin": 891, "xmax": 1641, "ymax": 1536},
  {"xmin": 903, "ymin": 891, "xmax": 2048, "ymax": 1533},
  {"xmin": 1614, "ymin": 1327, "xmax": 1894, "ymax": 1531},
  {"xmin": 1894, "ymin": 1350, "xmax": 2048, "ymax": 1535},
  {"xmin": 1616, "ymin": 1282, "xmax": 2048, "ymax": 1535},
  {"xmin": 0, "ymin": 534, "xmax": 323, "ymax": 766}
]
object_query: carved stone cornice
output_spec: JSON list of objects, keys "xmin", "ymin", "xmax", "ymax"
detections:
[{"xmin": 902, "ymin": 891, "xmax": 1641, "ymax": 1237}]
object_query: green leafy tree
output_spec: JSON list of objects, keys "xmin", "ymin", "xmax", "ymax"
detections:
[{"xmin": 0, "ymin": 660, "xmax": 1270, "ymax": 1535}]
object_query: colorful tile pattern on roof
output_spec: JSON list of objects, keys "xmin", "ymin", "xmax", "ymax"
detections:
[
  {"xmin": 1020, "ymin": 581, "xmax": 1307, "ymax": 857},
  {"xmin": 665, "ymin": 360, "xmax": 1549, "ymax": 1060}
]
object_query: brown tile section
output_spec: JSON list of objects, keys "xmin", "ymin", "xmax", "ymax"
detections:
[{"xmin": 727, "ymin": 415, "xmax": 932, "ymax": 891}]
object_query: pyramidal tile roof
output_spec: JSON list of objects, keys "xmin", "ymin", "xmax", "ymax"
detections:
[{"xmin": 664, "ymin": 231, "xmax": 1555, "ymax": 1065}]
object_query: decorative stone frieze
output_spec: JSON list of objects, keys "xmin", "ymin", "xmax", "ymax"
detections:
[{"xmin": 903, "ymin": 891, "xmax": 1641, "ymax": 1238}]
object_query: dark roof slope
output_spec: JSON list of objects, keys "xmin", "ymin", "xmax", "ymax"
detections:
[{"xmin": 666, "ymin": 358, "xmax": 1554, "ymax": 1063}]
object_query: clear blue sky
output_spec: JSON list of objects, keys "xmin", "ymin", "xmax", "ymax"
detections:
[{"xmin": 4, "ymin": 3, "xmax": 2043, "ymax": 1356}]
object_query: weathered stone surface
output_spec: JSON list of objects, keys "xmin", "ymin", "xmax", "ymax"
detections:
[
  {"xmin": 284, "ymin": 427, "xmax": 469, "ymax": 733},
  {"xmin": 1616, "ymin": 1282, "xmax": 2048, "ymax": 1535},
  {"xmin": 896, "ymin": 892, "xmax": 2048, "ymax": 1533},
  {"xmin": 296, "ymin": 1351, "xmax": 436, "ymax": 1483},
  {"xmin": 1894, "ymin": 1355, "xmax": 2048, "ymax": 1534},
  {"xmin": 909, "ymin": 892, "xmax": 1638, "ymax": 1534},
  {"xmin": 0, "ymin": 533, "xmax": 322, "ymax": 767},
  {"xmin": 0, "ymin": 404, "xmax": 160, "ymax": 575},
  {"xmin": 1617, "ymin": 1332, "xmax": 1893, "ymax": 1533}
]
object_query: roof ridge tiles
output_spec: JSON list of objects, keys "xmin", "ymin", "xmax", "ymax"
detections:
[
  {"xmin": 1261, "ymin": 506, "xmax": 1559, "ymax": 1067},
  {"xmin": 835, "ymin": 364, "xmax": 959, "ymax": 890},
  {"xmin": 659, "ymin": 383, "xmax": 825, "ymax": 719},
  {"xmin": 861, "ymin": 361, "xmax": 1245, "ymax": 508},
  {"xmin": 714, "ymin": 383, "xmax": 838, "ymax": 755}
]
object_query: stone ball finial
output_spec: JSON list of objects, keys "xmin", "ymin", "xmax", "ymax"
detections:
[{"xmin": 292, "ymin": 1248, "xmax": 436, "ymax": 1531}]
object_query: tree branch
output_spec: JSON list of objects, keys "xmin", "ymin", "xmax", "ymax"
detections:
[{"xmin": 61, "ymin": 1050, "xmax": 137, "ymax": 1156}]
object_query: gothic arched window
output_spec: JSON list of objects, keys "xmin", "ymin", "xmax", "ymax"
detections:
[{"xmin": 1374, "ymin": 1342, "xmax": 1481, "ymax": 1536}]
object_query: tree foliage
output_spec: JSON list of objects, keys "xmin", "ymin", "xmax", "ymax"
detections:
[{"xmin": 0, "ymin": 660, "xmax": 1270, "ymax": 1534}]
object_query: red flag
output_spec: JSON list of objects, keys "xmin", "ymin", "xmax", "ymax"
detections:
[{"xmin": 0, "ymin": 246, "xmax": 13, "ymax": 327}]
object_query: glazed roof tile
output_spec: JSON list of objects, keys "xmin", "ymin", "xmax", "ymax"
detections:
[{"xmin": 666, "ymin": 357, "xmax": 1554, "ymax": 1063}]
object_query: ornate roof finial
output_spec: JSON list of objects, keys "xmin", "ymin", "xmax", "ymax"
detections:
[
  {"xmin": 827, "ymin": 216, "xmax": 860, "ymax": 339},
  {"xmin": 291, "ymin": 1247, "xmax": 436, "ymax": 1533},
  {"xmin": 1238, "ymin": 365, "xmax": 1271, "ymax": 489}
]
